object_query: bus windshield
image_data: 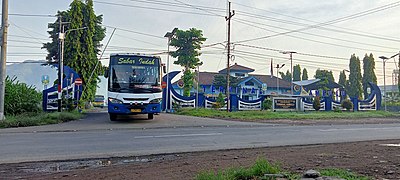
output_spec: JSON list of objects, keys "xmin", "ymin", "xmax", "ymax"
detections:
[{"xmin": 109, "ymin": 64, "xmax": 160, "ymax": 93}]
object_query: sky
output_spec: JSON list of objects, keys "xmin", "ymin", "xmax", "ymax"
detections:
[{"xmin": 4, "ymin": 0, "xmax": 400, "ymax": 86}]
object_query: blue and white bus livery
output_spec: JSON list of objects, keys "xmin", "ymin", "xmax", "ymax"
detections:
[{"xmin": 105, "ymin": 54, "xmax": 163, "ymax": 121}]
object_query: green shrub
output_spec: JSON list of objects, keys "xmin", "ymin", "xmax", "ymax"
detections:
[
  {"xmin": 341, "ymin": 99, "xmax": 353, "ymax": 111},
  {"xmin": 262, "ymin": 98, "xmax": 272, "ymax": 110},
  {"xmin": 313, "ymin": 96, "xmax": 321, "ymax": 111},
  {"xmin": 213, "ymin": 93, "xmax": 226, "ymax": 109},
  {"xmin": 4, "ymin": 76, "xmax": 42, "ymax": 116}
]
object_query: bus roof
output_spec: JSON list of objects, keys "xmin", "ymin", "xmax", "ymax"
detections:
[{"xmin": 110, "ymin": 53, "xmax": 161, "ymax": 59}]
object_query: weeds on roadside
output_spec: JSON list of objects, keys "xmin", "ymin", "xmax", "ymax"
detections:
[
  {"xmin": 320, "ymin": 168, "xmax": 371, "ymax": 180},
  {"xmin": 0, "ymin": 111, "xmax": 83, "ymax": 128}
]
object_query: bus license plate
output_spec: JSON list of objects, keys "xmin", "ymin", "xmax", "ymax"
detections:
[{"xmin": 131, "ymin": 109, "xmax": 141, "ymax": 113}]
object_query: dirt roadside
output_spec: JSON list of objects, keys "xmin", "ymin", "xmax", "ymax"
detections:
[
  {"xmin": 1, "ymin": 117, "xmax": 400, "ymax": 180},
  {"xmin": 0, "ymin": 139, "xmax": 399, "ymax": 180}
]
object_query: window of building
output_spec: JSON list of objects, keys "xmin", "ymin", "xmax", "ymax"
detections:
[{"xmin": 235, "ymin": 73, "xmax": 245, "ymax": 77}]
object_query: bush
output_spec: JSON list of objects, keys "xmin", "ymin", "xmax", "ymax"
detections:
[
  {"xmin": 341, "ymin": 99, "xmax": 353, "ymax": 111},
  {"xmin": 262, "ymin": 98, "xmax": 272, "ymax": 110},
  {"xmin": 4, "ymin": 76, "xmax": 42, "ymax": 116},
  {"xmin": 213, "ymin": 93, "xmax": 226, "ymax": 109},
  {"xmin": 313, "ymin": 96, "xmax": 321, "ymax": 111}
]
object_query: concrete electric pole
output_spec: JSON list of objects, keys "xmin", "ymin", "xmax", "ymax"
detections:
[
  {"xmin": 225, "ymin": 1, "xmax": 234, "ymax": 112},
  {"xmin": 0, "ymin": 0, "xmax": 9, "ymax": 121}
]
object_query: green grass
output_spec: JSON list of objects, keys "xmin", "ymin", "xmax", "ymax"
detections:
[
  {"xmin": 195, "ymin": 159, "xmax": 370, "ymax": 180},
  {"xmin": 195, "ymin": 158, "xmax": 285, "ymax": 180},
  {"xmin": 320, "ymin": 169, "xmax": 371, "ymax": 180},
  {"xmin": 176, "ymin": 108, "xmax": 400, "ymax": 120},
  {"xmin": 0, "ymin": 111, "xmax": 83, "ymax": 128}
]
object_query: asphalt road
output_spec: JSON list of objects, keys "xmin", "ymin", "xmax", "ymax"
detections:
[{"xmin": 1, "ymin": 112, "xmax": 400, "ymax": 164}]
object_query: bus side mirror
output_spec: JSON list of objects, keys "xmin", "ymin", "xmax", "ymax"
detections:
[
  {"xmin": 162, "ymin": 65, "xmax": 166, "ymax": 74},
  {"xmin": 104, "ymin": 68, "xmax": 109, "ymax": 78}
]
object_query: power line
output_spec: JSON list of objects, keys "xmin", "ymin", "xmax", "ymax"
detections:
[
  {"xmin": 235, "ymin": 1, "xmax": 400, "ymax": 43},
  {"xmin": 94, "ymin": 1, "xmax": 224, "ymax": 17},
  {"xmin": 102, "ymin": 24, "xmax": 164, "ymax": 39},
  {"xmin": 234, "ymin": 17, "xmax": 398, "ymax": 51},
  {"xmin": 0, "ymin": 13, "xmax": 55, "ymax": 17},
  {"xmin": 232, "ymin": 2, "xmax": 400, "ymax": 41},
  {"xmin": 127, "ymin": 0, "xmax": 225, "ymax": 12}
]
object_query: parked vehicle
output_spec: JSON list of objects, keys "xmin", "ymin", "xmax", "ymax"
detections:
[{"xmin": 93, "ymin": 95, "xmax": 105, "ymax": 108}]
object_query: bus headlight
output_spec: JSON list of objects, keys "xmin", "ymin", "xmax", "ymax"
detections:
[
  {"xmin": 149, "ymin": 98, "xmax": 162, "ymax": 104},
  {"xmin": 108, "ymin": 97, "xmax": 123, "ymax": 104}
]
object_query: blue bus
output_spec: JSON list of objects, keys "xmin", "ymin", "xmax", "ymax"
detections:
[{"xmin": 105, "ymin": 54, "xmax": 163, "ymax": 121}]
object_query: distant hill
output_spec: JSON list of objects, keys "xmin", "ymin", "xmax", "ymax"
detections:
[{"xmin": 6, "ymin": 60, "xmax": 107, "ymax": 97}]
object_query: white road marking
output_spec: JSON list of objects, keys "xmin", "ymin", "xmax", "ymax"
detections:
[
  {"xmin": 134, "ymin": 133, "xmax": 223, "ymax": 139},
  {"xmin": 319, "ymin": 127, "xmax": 400, "ymax": 132},
  {"xmin": 380, "ymin": 144, "xmax": 400, "ymax": 147}
]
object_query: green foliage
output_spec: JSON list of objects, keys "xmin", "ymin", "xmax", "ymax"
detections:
[
  {"xmin": 4, "ymin": 76, "xmax": 42, "ymax": 116},
  {"xmin": 279, "ymin": 70, "xmax": 291, "ymax": 82},
  {"xmin": 170, "ymin": 28, "xmax": 206, "ymax": 97},
  {"xmin": 341, "ymin": 99, "xmax": 353, "ymax": 111},
  {"xmin": 177, "ymin": 108, "xmax": 400, "ymax": 120},
  {"xmin": 213, "ymin": 93, "xmax": 226, "ymax": 109},
  {"xmin": 313, "ymin": 96, "xmax": 321, "ymax": 111},
  {"xmin": 314, "ymin": 69, "xmax": 335, "ymax": 91},
  {"xmin": 348, "ymin": 54, "xmax": 363, "ymax": 99},
  {"xmin": 362, "ymin": 53, "xmax": 377, "ymax": 98},
  {"xmin": 0, "ymin": 111, "xmax": 83, "ymax": 128},
  {"xmin": 302, "ymin": 68, "xmax": 308, "ymax": 80},
  {"xmin": 43, "ymin": 0, "xmax": 106, "ymax": 103},
  {"xmin": 262, "ymin": 98, "xmax": 272, "ymax": 110},
  {"xmin": 338, "ymin": 70, "xmax": 349, "ymax": 99},
  {"xmin": 213, "ymin": 75, "xmax": 239, "ymax": 89},
  {"xmin": 293, "ymin": 64, "xmax": 301, "ymax": 81},
  {"xmin": 320, "ymin": 169, "xmax": 371, "ymax": 180},
  {"xmin": 195, "ymin": 158, "xmax": 281, "ymax": 180}
]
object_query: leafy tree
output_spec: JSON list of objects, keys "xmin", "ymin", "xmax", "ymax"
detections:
[
  {"xmin": 170, "ymin": 28, "xmax": 206, "ymax": 96},
  {"xmin": 43, "ymin": 0, "xmax": 106, "ymax": 102},
  {"xmin": 302, "ymin": 68, "xmax": 308, "ymax": 80},
  {"xmin": 362, "ymin": 53, "xmax": 377, "ymax": 98},
  {"xmin": 348, "ymin": 54, "xmax": 363, "ymax": 99},
  {"xmin": 279, "ymin": 70, "xmax": 291, "ymax": 82},
  {"xmin": 338, "ymin": 70, "xmax": 349, "ymax": 99},
  {"xmin": 213, "ymin": 75, "xmax": 239, "ymax": 90},
  {"xmin": 315, "ymin": 69, "xmax": 335, "ymax": 91},
  {"xmin": 293, "ymin": 64, "xmax": 301, "ymax": 81}
]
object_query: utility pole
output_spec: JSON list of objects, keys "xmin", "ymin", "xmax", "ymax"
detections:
[
  {"xmin": 282, "ymin": 51, "xmax": 296, "ymax": 95},
  {"xmin": 0, "ymin": 0, "xmax": 9, "ymax": 121},
  {"xmin": 225, "ymin": 1, "xmax": 234, "ymax": 112},
  {"xmin": 57, "ymin": 16, "xmax": 63, "ymax": 112}
]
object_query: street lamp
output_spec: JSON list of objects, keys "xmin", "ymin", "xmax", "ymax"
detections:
[
  {"xmin": 379, "ymin": 56, "xmax": 389, "ymax": 111},
  {"xmin": 57, "ymin": 26, "xmax": 87, "ymax": 112},
  {"xmin": 164, "ymin": 28, "xmax": 178, "ymax": 113},
  {"xmin": 275, "ymin": 64, "xmax": 285, "ymax": 95},
  {"xmin": 281, "ymin": 51, "xmax": 296, "ymax": 95}
]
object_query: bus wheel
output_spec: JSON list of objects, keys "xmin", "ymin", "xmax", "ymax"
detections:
[
  {"xmin": 110, "ymin": 113, "xmax": 118, "ymax": 121},
  {"xmin": 148, "ymin": 113, "xmax": 154, "ymax": 120}
]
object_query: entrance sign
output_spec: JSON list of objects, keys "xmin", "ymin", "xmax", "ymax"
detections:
[
  {"xmin": 272, "ymin": 97, "xmax": 299, "ymax": 111},
  {"xmin": 75, "ymin": 78, "xmax": 83, "ymax": 85}
]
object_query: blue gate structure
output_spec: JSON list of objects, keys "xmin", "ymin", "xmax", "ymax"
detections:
[
  {"xmin": 162, "ymin": 71, "xmax": 382, "ymax": 112},
  {"xmin": 302, "ymin": 82, "xmax": 381, "ymax": 111},
  {"xmin": 42, "ymin": 65, "xmax": 82, "ymax": 111},
  {"xmin": 162, "ymin": 71, "xmax": 264, "ymax": 111}
]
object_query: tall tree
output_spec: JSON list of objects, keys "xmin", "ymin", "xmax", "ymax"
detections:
[
  {"xmin": 302, "ymin": 68, "xmax": 308, "ymax": 80},
  {"xmin": 43, "ymin": 0, "xmax": 106, "ymax": 102},
  {"xmin": 315, "ymin": 69, "xmax": 335, "ymax": 91},
  {"xmin": 279, "ymin": 70, "xmax": 291, "ymax": 82},
  {"xmin": 362, "ymin": 53, "xmax": 377, "ymax": 98},
  {"xmin": 338, "ymin": 70, "xmax": 347, "ymax": 87},
  {"xmin": 213, "ymin": 75, "xmax": 239, "ymax": 89},
  {"xmin": 348, "ymin": 54, "xmax": 363, "ymax": 99},
  {"xmin": 42, "ymin": 1, "xmax": 105, "ymax": 63},
  {"xmin": 170, "ymin": 28, "xmax": 206, "ymax": 97},
  {"xmin": 293, "ymin": 64, "xmax": 301, "ymax": 81}
]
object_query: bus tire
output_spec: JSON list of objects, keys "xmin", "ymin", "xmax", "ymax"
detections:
[
  {"xmin": 148, "ymin": 113, "xmax": 154, "ymax": 120},
  {"xmin": 109, "ymin": 113, "xmax": 118, "ymax": 121}
]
